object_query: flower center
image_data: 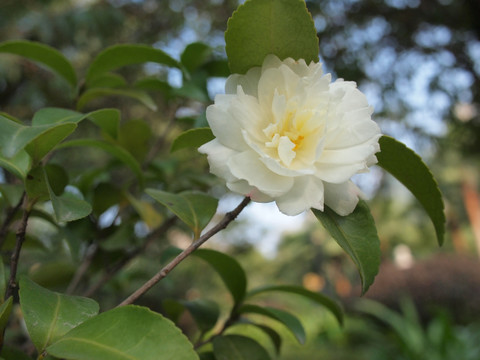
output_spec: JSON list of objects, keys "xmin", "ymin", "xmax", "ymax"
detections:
[{"xmin": 264, "ymin": 108, "xmax": 313, "ymax": 167}]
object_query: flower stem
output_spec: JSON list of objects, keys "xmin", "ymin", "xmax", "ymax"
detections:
[{"xmin": 117, "ymin": 197, "xmax": 250, "ymax": 307}]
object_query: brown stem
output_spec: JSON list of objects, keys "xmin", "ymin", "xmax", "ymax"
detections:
[
  {"xmin": 5, "ymin": 202, "xmax": 31, "ymax": 300},
  {"xmin": 117, "ymin": 197, "xmax": 251, "ymax": 307},
  {"xmin": 0, "ymin": 192, "xmax": 25, "ymax": 250},
  {"xmin": 83, "ymin": 216, "xmax": 176, "ymax": 298}
]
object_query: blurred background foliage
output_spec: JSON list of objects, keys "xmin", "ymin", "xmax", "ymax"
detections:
[{"xmin": 1, "ymin": 0, "xmax": 480, "ymax": 358}]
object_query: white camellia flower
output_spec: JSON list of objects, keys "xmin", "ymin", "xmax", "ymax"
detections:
[{"xmin": 199, "ymin": 55, "xmax": 381, "ymax": 216}]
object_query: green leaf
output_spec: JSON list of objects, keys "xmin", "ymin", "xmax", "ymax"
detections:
[
  {"xmin": 28, "ymin": 261, "xmax": 77, "ymax": 288},
  {"xmin": 48, "ymin": 187, "xmax": 93, "ymax": 223},
  {"xmin": 213, "ymin": 335, "xmax": 271, "ymax": 360},
  {"xmin": 47, "ymin": 305, "xmax": 199, "ymax": 360},
  {"xmin": 247, "ymin": 285, "xmax": 343, "ymax": 325},
  {"xmin": 0, "ymin": 150, "xmax": 31, "ymax": 179},
  {"xmin": 1, "ymin": 346, "xmax": 33, "ymax": 360},
  {"xmin": 32, "ymin": 108, "xmax": 120, "ymax": 139},
  {"xmin": 86, "ymin": 44, "xmax": 183, "ymax": 84},
  {"xmin": 19, "ymin": 277, "xmax": 99, "ymax": 353},
  {"xmin": 238, "ymin": 304, "xmax": 306, "ymax": 344},
  {"xmin": 0, "ymin": 40, "xmax": 77, "ymax": 87},
  {"xmin": 146, "ymin": 189, "xmax": 218, "ymax": 238},
  {"xmin": 0, "ymin": 297, "xmax": 13, "ymax": 332},
  {"xmin": 86, "ymin": 72, "xmax": 127, "ymax": 89},
  {"xmin": 25, "ymin": 165, "xmax": 50, "ymax": 202},
  {"xmin": 171, "ymin": 128, "xmax": 214, "ymax": 152},
  {"xmin": 0, "ymin": 114, "xmax": 76, "ymax": 162},
  {"xmin": 57, "ymin": 139, "xmax": 144, "ymax": 185},
  {"xmin": 76, "ymin": 88, "xmax": 157, "ymax": 111},
  {"xmin": 118, "ymin": 119, "xmax": 152, "ymax": 161},
  {"xmin": 0, "ymin": 184, "xmax": 24, "ymax": 207},
  {"xmin": 193, "ymin": 249, "xmax": 247, "ymax": 306},
  {"xmin": 377, "ymin": 135, "xmax": 445, "ymax": 246},
  {"xmin": 225, "ymin": 0, "xmax": 319, "ymax": 74},
  {"xmin": 181, "ymin": 42, "xmax": 212, "ymax": 73},
  {"xmin": 0, "ymin": 259, "xmax": 6, "ymax": 298},
  {"xmin": 249, "ymin": 323, "xmax": 282, "ymax": 355},
  {"xmin": 44, "ymin": 163, "xmax": 69, "ymax": 196},
  {"xmin": 182, "ymin": 299, "xmax": 220, "ymax": 333},
  {"xmin": 134, "ymin": 78, "xmax": 173, "ymax": 96},
  {"xmin": 313, "ymin": 201, "xmax": 380, "ymax": 294}
]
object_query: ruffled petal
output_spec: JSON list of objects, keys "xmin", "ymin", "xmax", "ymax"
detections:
[
  {"xmin": 198, "ymin": 139, "xmax": 238, "ymax": 183},
  {"xmin": 276, "ymin": 176, "xmax": 325, "ymax": 216},
  {"xmin": 228, "ymin": 151, "xmax": 294, "ymax": 197},
  {"xmin": 323, "ymin": 181, "xmax": 360, "ymax": 216}
]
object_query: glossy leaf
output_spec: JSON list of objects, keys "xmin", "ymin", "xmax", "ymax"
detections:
[
  {"xmin": 238, "ymin": 304, "xmax": 306, "ymax": 344},
  {"xmin": 377, "ymin": 135, "xmax": 445, "ymax": 245},
  {"xmin": 47, "ymin": 305, "xmax": 199, "ymax": 360},
  {"xmin": 213, "ymin": 335, "xmax": 271, "ymax": 360},
  {"xmin": 57, "ymin": 139, "xmax": 144, "ymax": 184},
  {"xmin": 0, "ymin": 40, "xmax": 77, "ymax": 87},
  {"xmin": 313, "ymin": 201, "xmax": 380, "ymax": 294},
  {"xmin": 171, "ymin": 128, "xmax": 214, "ymax": 152},
  {"xmin": 0, "ymin": 114, "xmax": 76, "ymax": 161},
  {"xmin": 0, "ymin": 150, "xmax": 31, "ymax": 180},
  {"xmin": 85, "ymin": 44, "xmax": 183, "ymax": 84},
  {"xmin": 32, "ymin": 108, "xmax": 120, "ymax": 140},
  {"xmin": 247, "ymin": 284, "xmax": 343, "ymax": 325},
  {"xmin": 225, "ymin": 0, "xmax": 319, "ymax": 74},
  {"xmin": 25, "ymin": 165, "xmax": 50, "ymax": 202},
  {"xmin": 182, "ymin": 299, "xmax": 220, "ymax": 333},
  {"xmin": 146, "ymin": 189, "xmax": 218, "ymax": 238},
  {"xmin": 76, "ymin": 88, "xmax": 157, "ymax": 111},
  {"xmin": 19, "ymin": 277, "xmax": 99, "ymax": 353}
]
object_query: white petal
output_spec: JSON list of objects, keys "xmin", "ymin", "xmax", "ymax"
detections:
[
  {"xmin": 227, "ymin": 180, "xmax": 273, "ymax": 202},
  {"xmin": 315, "ymin": 162, "xmax": 367, "ymax": 183},
  {"xmin": 206, "ymin": 104, "xmax": 247, "ymax": 151},
  {"xmin": 199, "ymin": 139, "xmax": 238, "ymax": 183},
  {"xmin": 227, "ymin": 151, "xmax": 294, "ymax": 197},
  {"xmin": 276, "ymin": 176, "xmax": 325, "ymax": 216},
  {"xmin": 225, "ymin": 66, "xmax": 261, "ymax": 97},
  {"xmin": 323, "ymin": 181, "xmax": 360, "ymax": 216}
]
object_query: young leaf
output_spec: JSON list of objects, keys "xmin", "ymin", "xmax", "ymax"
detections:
[
  {"xmin": 213, "ymin": 335, "xmax": 271, "ymax": 360},
  {"xmin": 76, "ymin": 88, "xmax": 157, "ymax": 111},
  {"xmin": 247, "ymin": 285, "xmax": 343, "ymax": 325},
  {"xmin": 171, "ymin": 128, "xmax": 214, "ymax": 152},
  {"xmin": 193, "ymin": 249, "xmax": 247, "ymax": 306},
  {"xmin": 46, "ymin": 305, "xmax": 199, "ymax": 360},
  {"xmin": 376, "ymin": 135, "xmax": 445, "ymax": 246},
  {"xmin": 238, "ymin": 304, "xmax": 306, "ymax": 344},
  {"xmin": 146, "ymin": 190, "xmax": 218, "ymax": 238},
  {"xmin": 19, "ymin": 277, "xmax": 99, "ymax": 353},
  {"xmin": 85, "ymin": 44, "xmax": 183, "ymax": 84},
  {"xmin": 225, "ymin": 0, "xmax": 319, "ymax": 74},
  {"xmin": 182, "ymin": 299, "xmax": 220, "ymax": 333},
  {"xmin": 313, "ymin": 201, "xmax": 380, "ymax": 295},
  {"xmin": 0, "ymin": 40, "xmax": 77, "ymax": 88}
]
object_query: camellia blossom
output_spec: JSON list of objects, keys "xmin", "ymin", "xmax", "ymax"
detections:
[{"xmin": 199, "ymin": 55, "xmax": 382, "ymax": 216}]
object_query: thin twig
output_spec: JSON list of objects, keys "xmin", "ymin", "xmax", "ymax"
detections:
[
  {"xmin": 0, "ymin": 192, "xmax": 25, "ymax": 250},
  {"xmin": 5, "ymin": 202, "xmax": 31, "ymax": 300},
  {"xmin": 83, "ymin": 216, "xmax": 176, "ymax": 298},
  {"xmin": 65, "ymin": 243, "xmax": 99, "ymax": 295},
  {"xmin": 117, "ymin": 197, "xmax": 251, "ymax": 307}
]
